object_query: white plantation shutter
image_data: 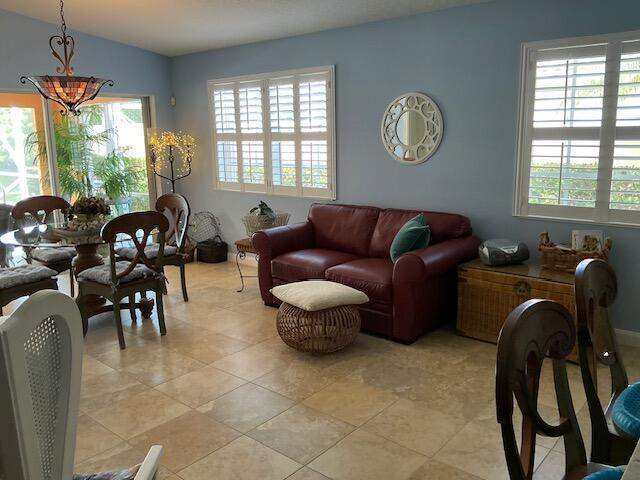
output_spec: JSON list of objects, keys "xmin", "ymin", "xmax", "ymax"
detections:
[
  {"xmin": 209, "ymin": 66, "xmax": 335, "ymax": 199},
  {"xmin": 515, "ymin": 32, "xmax": 640, "ymax": 225}
]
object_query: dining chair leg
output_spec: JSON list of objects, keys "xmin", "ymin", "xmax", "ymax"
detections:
[
  {"xmin": 128, "ymin": 294, "xmax": 137, "ymax": 323},
  {"xmin": 113, "ymin": 302, "xmax": 126, "ymax": 349},
  {"xmin": 69, "ymin": 269, "xmax": 75, "ymax": 297},
  {"xmin": 156, "ymin": 288, "xmax": 167, "ymax": 336},
  {"xmin": 180, "ymin": 262, "xmax": 188, "ymax": 302},
  {"xmin": 75, "ymin": 294, "xmax": 88, "ymax": 336}
]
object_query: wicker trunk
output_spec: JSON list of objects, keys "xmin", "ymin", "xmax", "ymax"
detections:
[{"xmin": 456, "ymin": 259, "xmax": 578, "ymax": 362}]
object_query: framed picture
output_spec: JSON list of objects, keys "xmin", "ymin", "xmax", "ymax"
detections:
[{"xmin": 571, "ymin": 230, "xmax": 604, "ymax": 252}]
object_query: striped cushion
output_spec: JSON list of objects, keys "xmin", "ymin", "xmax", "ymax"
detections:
[
  {"xmin": 31, "ymin": 247, "xmax": 76, "ymax": 262},
  {"xmin": 0, "ymin": 265, "xmax": 57, "ymax": 289}
]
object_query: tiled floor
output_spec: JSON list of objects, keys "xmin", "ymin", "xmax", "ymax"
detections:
[{"xmin": 7, "ymin": 261, "xmax": 640, "ymax": 480}]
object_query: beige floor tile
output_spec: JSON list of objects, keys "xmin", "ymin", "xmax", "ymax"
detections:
[
  {"xmin": 308, "ymin": 429, "xmax": 427, "ymax": 480},
  {"xmin": 97, "ymin": 347, "xmax": 206, "ymax": 387},
  {"xmin": 74, "ymin": 414, "xmax": 122, "ymax": 464},
  {"xmin": 533, "ymin": 450, "xmax": 565, "ymax": 480},
  {"xmin": 178, "ymin": 435, "xmax": 301, "ymax": 480},
  {"xmin": 226, "ymin": 297, "xmax": 279, "ymax": 322},
  {"xmin": 155, "ymin": 324, "xmax": 250, "ymax": 363},
  {"xmin": 363, "ymin": 398, "xmax": 467, "ymax": 456},
  {"xmin": 220, "ymin": 317, "xmax": 278, "ymax": 344},
  {"xmin": 255, "ymin": 362, "xmax": 342, "ymax": 401},
  {"xmin": 248, "ymin": 404, "xmax": 354, "ymax": 464},
  {"xmin": 287, "ymin": 467, "xmax": 331, "ymax": 480},
  {"xmin": 434, "ymin": 414, "xmax": 549, "ymax": 480},
  {"xmin": 74, "ymin": 442, "xmax": 174, "ymax": 479},
  {"xmin": 88, "ymin": 390, "xmax": 190, "ymax": 439},
  {"xmin": 211, "ymin": 344, "xmax": 287, "ymax": 380},
  {"xmin": 128, "ymin": 410, "xmax": 240, "ymax": 472},
  {"xmin": 198, "ymin": 383, "xmax": 295, "ymax": 433},
  {"xmin": 176, "ymin": 306, "xmax": 256, "ymax": 333},
  {"xmin": 81, "ymin": 355, "xmax": 115, "ymax": 381},
  {"xmin": 80, "ymin": 370, "xmax": 149, "ymax": 413},
  {"xmin": 303, "ymin": 379, "xmax": 397, "ymax": 426},
  {"xmin": 155, "ymin": 365, "xmax": 246, "ymax": 407},
  {"xmin": 409, "ymin": 460, "xmax": 482, "ymax": 480}
]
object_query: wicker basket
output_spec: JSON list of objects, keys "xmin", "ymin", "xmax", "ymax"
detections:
[
  {"xmin": 539, "ymin": 243, "xmax": 610, "ymax": 273},
  {"xmin": 276, "ymin": 302, "xmax": 361, "ymax": 353},
  {"xmin": 242, "ymin": 211, "xmax": 290, "ymax": 237}
]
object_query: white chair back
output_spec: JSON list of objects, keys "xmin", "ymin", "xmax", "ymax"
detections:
[{"xmin": 0, "ymin": 290, "xmax": 83, "ymax": 480}]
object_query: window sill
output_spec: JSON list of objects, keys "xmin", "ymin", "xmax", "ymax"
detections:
[{"xmin": 512, "ymin": 213, "xmax": 640, "ymax": 230}]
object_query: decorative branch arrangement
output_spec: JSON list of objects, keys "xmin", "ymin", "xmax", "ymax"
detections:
[{"xmin": 149, "ymin": 131, "xmax": 195, "ymax": 192}]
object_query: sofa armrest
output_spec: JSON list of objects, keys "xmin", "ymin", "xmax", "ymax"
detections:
[
  {"xmin": 393, "ymin": 236, "xmax": 481, "ymax": 283},
  {"xmin": 252, "ymin": 222, "xmax": 315, "ymax": 260}
]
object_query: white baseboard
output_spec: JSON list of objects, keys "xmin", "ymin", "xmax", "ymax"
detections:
[
  {"xmin": 615, "ymin": 328, "xmax": 640, "ymax": 348},
  {"xmin": 227, "ymin": 252, "xmax": 258, "ymax": 268}
]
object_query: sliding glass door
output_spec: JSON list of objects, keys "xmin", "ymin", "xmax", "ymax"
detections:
[
  {"xmin": 0, "ymin": 93, "xmax": 51, "ymax": 203},
  {"xmin": 0, "ymin": 92, "xmax": 154, "ymax": 211},
  {"xmin": 50, "ymin": 96, "xmax": 153, "ymax": 213}
]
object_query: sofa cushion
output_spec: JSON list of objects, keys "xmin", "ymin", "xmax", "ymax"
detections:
[
  {"xmin": 272, "ymin": 249, "xmax": 359, "ymax": 281},
  {"xmin": 369, "ymin": 208, "xmax": 472, "ymax": 258},
  {"xmin": 308, "ymin": 203, "xmax": 380, "ymax": 257},
  {"xmin": 326, "ymin": 258, "xmax": 393, "ymax": 304}
]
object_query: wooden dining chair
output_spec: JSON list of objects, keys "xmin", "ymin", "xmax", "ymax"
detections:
[
  {"xmin": 575, "ymin": 258, "xmax": 636, "ymax": 466},
  {"xmin": 0, "ymin": 290, "xmax": 163, "ymax": 480},
  {"xmin": 116, "ymin": 194, "xmax": 191, "ymax": 302},
  {"xmin": 0, "ymin": 203, "xmax": 14, "ymax": 267},
  {"xmin": 11, "ymin": 195, "xmax": 76, "ymax": 295},
  {"xmin": 76, "ymin": 211, "xmax": 169, "ymax": 349},
  {"xmin": 496, "ymin": 299, "xmax": 624, "ymax": 480}
]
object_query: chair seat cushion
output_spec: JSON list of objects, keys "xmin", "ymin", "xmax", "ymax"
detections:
[
  {"xmin": 31, "ymin": 246, "xmax": 76, "ymax": 262},
  {"xmin": 583, "ymin": 467, "xmax": 625, "ymax": 480},
  {"xmin": 271, "ymin": 280, "xmax": 369, "ymax": 311},
  {"xmin": 271, "ymin": 249, "xmax": 359, "ymax": 281},
  {"xmin": 0, "ymin": 265, "xmax": 57, "ymax": 289},
  {"xmin": 325, "ymin": 258, "xmax": 393, "ymax": 304},
  {"xmin": 116, "ymin": 243, "xmax": 178, "ymax": 260},
  {"xmin": 77, "ymin": 262, "xmax": 157, "ymax": 285},
  {"xmin": 73, "ymin": 464, "xmax": 140, "ymax": 480},
  {"xmin": 612, "ymin": 382, "xmax": 640, "ymax": 439}
]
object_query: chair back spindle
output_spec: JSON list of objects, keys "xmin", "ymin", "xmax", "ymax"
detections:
[
  {"xmin": 496, "ymin": 299, "xmax": 586, "ymax": 480},
  {"xmin": 155, "ymin": 193, "xmax": 190, "ymax": 253}
]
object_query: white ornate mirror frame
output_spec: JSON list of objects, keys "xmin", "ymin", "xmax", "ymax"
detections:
[{"xmin": 381, "ymin": 92, "xmax": 444, "ymax": 165}]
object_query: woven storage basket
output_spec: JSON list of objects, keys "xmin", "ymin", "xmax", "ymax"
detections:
[
  {"xmin": 539, "ymin": 244, "xmax": 610, "ymax": 273},
  {"xmin": 242, "ymin": 212, "xmax": 290, "ymax": 237},
  {"xmin": 276, "ymin": 302, "xmax": 361, "ymax": 353}
]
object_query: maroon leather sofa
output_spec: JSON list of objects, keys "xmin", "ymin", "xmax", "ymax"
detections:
[{"xmin": 252, "ymin": 203, "xmax": 480, "ymax": 343}]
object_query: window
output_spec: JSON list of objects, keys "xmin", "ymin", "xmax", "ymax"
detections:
[
  {"xmin": 209, "ymin": 66, "xmax": 336, "ymax": 199},
  {"xmin": 514, "ymin": 31, "xmax": 640, "ymax": 226}
]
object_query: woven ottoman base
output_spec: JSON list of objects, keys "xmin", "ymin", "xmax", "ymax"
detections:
[{"xmin": 276, "ymin": 302, "xmax": 361, "ymax": 353}]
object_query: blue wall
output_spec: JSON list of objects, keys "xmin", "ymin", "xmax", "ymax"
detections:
[
  {"xmin": 171, "ymin": 0, "xmax": 640, "ymax": 331},
  {"xmin": 0, "ymin": 9, "xmax": 174, "ymax": 132}
]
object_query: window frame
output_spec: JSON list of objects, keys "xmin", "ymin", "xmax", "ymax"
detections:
[
  {"xmin": 208, "ymin": 65, "xmax": 336, "ymax": 200},
  {"xmin": 514, "ymin": 30, "xmax": 640, "ymax": 227}
]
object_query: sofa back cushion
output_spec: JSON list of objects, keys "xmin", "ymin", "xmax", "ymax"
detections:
[
  {"xmin": 308, "ymin": 203, "xmax": 380, "ymax": 257},
  {"xmin": 369, "ymin": 208, "xmax": 472, "ymax": 258}
]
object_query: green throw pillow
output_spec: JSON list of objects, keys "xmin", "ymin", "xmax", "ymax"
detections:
[{"xmin": 390, "ymin": 214, "xmax": 431, "ymax": 262}]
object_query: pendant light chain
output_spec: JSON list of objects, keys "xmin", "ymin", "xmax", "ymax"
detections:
[{"xmin": 59, "ymin": 0, "xmax": 67, "ymax": 36}]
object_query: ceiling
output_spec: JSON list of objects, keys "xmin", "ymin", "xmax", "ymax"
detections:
[{"xmin": 0, "ymin": 0, "xmax": 491, "ymax": 56}]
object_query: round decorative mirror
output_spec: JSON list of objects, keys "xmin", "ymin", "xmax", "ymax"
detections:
[{"xmin": 381, "ymin": 92, "xmax": 444, "ymax": 165}]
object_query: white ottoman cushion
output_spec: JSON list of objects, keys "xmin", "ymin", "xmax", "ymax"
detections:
[
  {"xmin": 0, "ymin": 265, "xmax": 57, "ymax": 289},
  {"xmin": 271, "ymin": 280, "xmax": 369, "ymax": 312},
  {"xmin": 32, "ymin": 246, "xmax": 76, "ymax": 262}
]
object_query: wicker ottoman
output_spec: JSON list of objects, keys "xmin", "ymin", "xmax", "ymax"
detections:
[{"xmin": 271, "ymin": 280, "xmax": 369, "ymax": 354}]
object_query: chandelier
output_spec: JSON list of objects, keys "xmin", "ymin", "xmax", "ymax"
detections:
[{"xmin": 20, "ymin": 0, "xmax": 113, "ymax": 116}]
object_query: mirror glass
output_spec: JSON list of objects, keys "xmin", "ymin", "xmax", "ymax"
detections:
[{"xmin": 381, "ymin": 92, "xmax": 443, "ymax": 165}]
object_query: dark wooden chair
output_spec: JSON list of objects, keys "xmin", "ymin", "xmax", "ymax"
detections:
[
  {"xmin": 575, "ymin": 258, "xmax": 636, "ymax": 466},
  {"xmin": 156, "ymin": 193, "xmax": 191, "ymax": 301},
  {"xmin": 496, "ymin": 298, "xmax": 623, "ymax": 480},
  {"xmin": 0, "ymin": 204, "xmax": 14, "ymax": 267},
  {"xmin": 75, "ymin": 211, "xmax": 169, "ymax": 349},
  {"xmin": 10, "ymin": 195, "xmax": 76, "ymax": 295},
  {"xmin": 0, "ymin": 265, "xmax": 58, "ymax": 315}
]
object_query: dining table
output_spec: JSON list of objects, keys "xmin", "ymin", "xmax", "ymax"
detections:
[{"xmin": 0, "ymin": 223, "xmax": 155, "ymax": 319}]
